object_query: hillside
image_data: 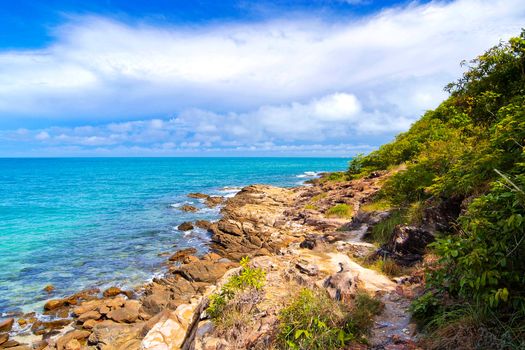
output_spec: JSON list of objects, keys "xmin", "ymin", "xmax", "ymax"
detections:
[{"xmin": 346, "ymin": 30, "xmax": 525, "ymax": 348}]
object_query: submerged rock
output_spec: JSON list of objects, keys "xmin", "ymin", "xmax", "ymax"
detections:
[
  {"xmin": 179, "ymin": 205, "xmax": 198, "ymax": 213},
  {"xmin": 168, "ymin": 248, "xmax": 197, "ymax": 263}
]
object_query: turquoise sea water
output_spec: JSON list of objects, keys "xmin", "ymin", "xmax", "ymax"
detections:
[{"xmin": 0, "ymin": 157, "xmax": 349, "ymax": 314}]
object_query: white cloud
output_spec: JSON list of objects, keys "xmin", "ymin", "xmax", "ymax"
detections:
[{"xmin": 0, "ymin": 0, "xmax": 524, "ymax": 155}]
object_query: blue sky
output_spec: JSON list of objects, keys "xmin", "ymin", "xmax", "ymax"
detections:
[{"xmin": 0, "ymin": 0, "xmax": 523, "ymax": 157}]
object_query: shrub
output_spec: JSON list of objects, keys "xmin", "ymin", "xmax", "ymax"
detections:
[
  {"xmin": 326, "ymin": 204, "xmax": 352, "ymax": 219},
  {"xmin": 207, "ymin": 257, "xmax": 266, "ymax": 320},
  {"xmin": 277, "ymin": 288, "xmax": 382, "ymax": 350},
  {"xmin": 321, "ymin": 172, "xmax": 348, "ymax": 183},
  {"xmin": 368, "ymin": 210, "xmax": 406, "ymax": 245}
]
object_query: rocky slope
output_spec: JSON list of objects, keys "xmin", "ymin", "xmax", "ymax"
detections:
[{"xmin": 1, "ymin": 172, "xmax": 427, "ymax": 350}]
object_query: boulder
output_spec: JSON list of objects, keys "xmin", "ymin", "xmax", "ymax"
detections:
[
  {"xmin": 43, "ymin": 285, "xmax": 55, "ymax": 293},
  {"xmin": 56, "ymin": 330, "xmax": 90, "ymax": 350},
  {"xmin": 204, "ymin": 196, "xmax": 223, "ymax": 208},
  {"xmin": 194, "ymin": 220, "xmax": 212, "ymax": 230},
  {"xmin": 174, "ymin": 260, "xmax": 237, "ymax": 283},
  {"xmin": 177, "ymin": 222, "xmax": 194, "ymax": 231},
  {"xmin": 168, "ymin": 248, "xmax": 197, "ymax": 262},
  {"xmin": 376, "ymin": 225, "xmax": 435, "ymax": 266},
  {"xmin": 179, "ymin": 205, "xmax": 198, "ymax": 213},
  {"xmin": 43, "ymin": 298, "xmax": 67, "ymax": 311},
  {"xmin": 0, "ymin": 333, "xmax": 8, "ymax": 345},
  {"xmin": 107, "ymin": 300, "xmax": 141, "ymax": 323},
  {"xmin": 295, "ymin": 261, "xmax": 319, "ymax": 276},
  {"xmin": 187, "ymin": 193, "xmax": 209, "ymax": 199},
  {"xmin": 0, "ymin": 318, "xmax": 14, "ymax": 332},
  {"xmin": 78, "ymin": 310, "xmax": 101, "ymax": 322},
  {"xmin": 83, "ymin": 319, "xmax": 98, "ymax": 330},
  {"xmin": 88, "ymin": 320, "xmax": 143, "ymax": 350},
  {"xmin": 103, "ymin": 287, "xmax": 123, "ymax": 298},
  {"xmin": 324, "ymin": 266, "xmax": 358, "ymax": 302}
]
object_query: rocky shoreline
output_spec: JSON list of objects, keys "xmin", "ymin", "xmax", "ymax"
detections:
[{"xmin": 1, "ymin": 172, "xmax": 431, "ymax": 350}]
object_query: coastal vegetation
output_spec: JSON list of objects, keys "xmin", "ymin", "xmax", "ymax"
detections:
[
  {"xmin": 277, "ymin": 288, "xmax": 382, "ymax": 349},
  {"xmin": 348, "ymin": 31, "xmax": 525, "ymax": 348}
]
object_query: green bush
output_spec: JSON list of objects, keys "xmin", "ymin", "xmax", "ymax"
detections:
[
  {"xmin": 207, "ymin": 257, "xmax": 266, "ymax": 320},
  {"xmin": 277, "ymin": 289, "xmax": 382, "ymax": 350},
  {"xmin": 368, "ymin": 210, "xmax": 406, "ymax": 245}
]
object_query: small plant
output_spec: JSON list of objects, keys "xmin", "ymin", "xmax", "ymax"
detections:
[
  {"xmin": 207, "ymin": 257, "xmax": 266, "ymax": 320},
  {"xmin": 360, "ymin": 198, "xmax": 393, "ymax": 212},
  {"xmin": 368, "ymin": 210, "xmax": 406, "ymax": 245},
  {"xmin": 277, "ymin": 288, "xmax": 383, "ymax": 349},
  {"xmin": 304, "ymin": 204, "xmax": 317, "ymax": 210},
  {"xmin": 367, "ymin": 257, "xmax": 405, "ymax": 277},
  {"xmin": 326, "ymin": 204, "xmax": 352, "ymax": 219}
]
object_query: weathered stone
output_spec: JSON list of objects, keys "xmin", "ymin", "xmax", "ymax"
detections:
[
  {"xmin": 187, "ymin": 193, "xmax": 209, "ymax": 199},
  {"xmin": 73, "ymin": 299, "xmax": 104, "ymax": 316},
  {"xmin": 168, "ymin": 248, "xmax": 197, "ymax": 262},
  {"xmin": 78, "ymin": 310, "xmax": 101, "ymax": 322},
  {"xmin": 43, "ymin": 299, "xmax": 66, "ymax": 311},
  {"xmin": 295, "ymin": 261, "xmax": 319, "ymax": 276},
  {"xmin": 0, "ymin": 318, "xmax": 14, "ymax": 332},
  {"xmin": 376, "ymin": 225, "xmax": 435, "ymax": 266},
  {"xmin": 174, "ymin": 260, "xmax": 237, "ymax": 283},
  {"xmin": 107, "ymin": 300, "xmax": 141, "ymax": 323},
  {"xmin": 141, "ymin": 300, "xmax": 200, "ymax": 350},
  {"xmin": 324, "ymin": 267, "xmax": 358, "ymax": 302},
  {"xmin": 1, "ymin": 339, "xmax": 20, "ymax": 347},
  {"xmin": 56, "ymin": 330, "xmax": 90, "ymax": 350},
  {"xmin": 0, "ymin": 332, "xmax": 9, "ymax": 345},
  {"xmin": 204, "ymin": 196, "xmax": 223, "ymax": 208},
  {"xmin": 64, "ymin": 339, "xmax": 81, "ymax": 350},
  {"xmin": 88, "ymin": 320, "xmax": 143, "ymax": 350},
  {"xmin": 103, "ymin": 287, "xmax": 123, "ymax": 298},
  {"xmin": 179, "ymin": 205, "xmax": 198, "ymax": 213},
  {"xmin": 177, "ymin": 222, "xmax": 194, "ymax": 231},
  {"xmin": 43, "ymin": 285, "xmax": 55, "ymax": 293},
  {"xmin": 194, "ymin": 220, "xmax": 212, "ymax": 230},
  {"xmin": 83, "ymin": 319, "xmax": 98, "ymax": 330}
]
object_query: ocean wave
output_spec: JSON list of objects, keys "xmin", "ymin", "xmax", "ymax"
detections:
[
  {"xmin": 218, "ymin": 186, "xmax": 242, "ymax": 198},
  {"xmin": 296, "ymin": 171, "xmax": 322, "ymax": 178}
]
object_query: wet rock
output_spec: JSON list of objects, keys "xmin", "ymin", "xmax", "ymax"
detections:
[
  {"xmin": 187, "ymin": 193, "xmax": 209, "ymax": 199},
  {"xmin": 195, "ymin": 220, "xmax": 212, "ymax": 230},
  {"xmin": 31, "ymin": 319, "xmax": 72, "ymax": 335},
  {"xmin": 43, "ymin": 299, "xmax": 67, "ymax": 311},
  {"xmin": 0, "ymin": 318, "xmax": 14, "ymax": 332},
  {"xmin": 103, "ymin": 286, "xmax": 123, "ymax": 298},
  {"xmin": 177, "ymin": 222, "xmax": 194, "ymax": 231},
  {"xmin": 204, "ymin": 196, "xmax": 223, "ymax": 208},
  {"xmin": 107, "ymin": 300, "xmax": 141, "ymax": 323},
  {"xmin": 179, "ymin": 205, "xmax": 198, "ymax": 213},
  {"xmin": 43, "ymin": 285, "xmax": 55, "ymax": 293},
  {"xmin": 168, "ymin": 248, "xmax": 197, "ymax": 262}
]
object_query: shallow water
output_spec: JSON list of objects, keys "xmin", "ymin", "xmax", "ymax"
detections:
[{"xmin": 0, "ymin": 157, "xmax": 348, "ymax": 314}]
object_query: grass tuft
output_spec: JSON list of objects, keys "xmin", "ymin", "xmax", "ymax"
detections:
[{"xmin": 326, "ymin": 204, "xmax": 352, "ymax": 219}]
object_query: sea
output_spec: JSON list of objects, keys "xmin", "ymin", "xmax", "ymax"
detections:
[{"xmin": 0, "ymin": 157, "xmax": 349, "ymax": 315}]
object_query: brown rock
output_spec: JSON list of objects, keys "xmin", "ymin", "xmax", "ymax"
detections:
[
  {"xmin": 82, "ymin": 319, "xmax": 98, "ymax": 330},
  {"xmin": 1, "ymin": 339, "xmax": 20, "ymax": 347},
  {"xmin": 187, "ymin": 193, "xmax": 209, "ymax": 199},
  {"xmin": 174, "ymin": 259, "xmax": 237, "ymax": 283},
  {"xmin": 78, "ymin": 310, "xmax": 101, "ymax": 322},
  {"xmin": 204, "ymin": 196, "xmax": 223, "ymax": 208},
  {"xmin": 43, "ymin": 298, "xmax": 66, "ymax": 311},
  {"xmin": 0, "ymin": 318, "xmax": 14, "ymax": 332},
  {"xmin": 177, "ymin": 222, "xmax": 194, "ymax": 231},
  {"xmin": 179, "ymin": 205, "xmax": 198, "ymax": 212},
  {"xmin": 3, "ymin": 346, "xmax": 31, "ymax": 350},
  {"xmin": 88, "ymin": 320, "xmax": 143, "ymax": 350},
  {"xmin": 64, "ymin": 339, "xmax": 81, "ymax": 350},
  {"xmin": 182, "ymin": 255, "xmax": 199, "ymax": 264},
  {"xmin": 168, "ymin": 247, "xmax": 197, "ymax": 262},
  {"xmin": 43, "ymin": 285, "xmax": 55, "ymax": 293},
  {"xmin": 17, "ymin": 318, "xmax": 27, "ymax": 327},
  {"xmin": 72, "ymin": 299, "xmax": 103, "ymax": 316},
  {"xmin": 56, "ymin": 330, "xmax": 90, "ymax": 350},
  {"xmin": 31, "ymin": 319, "xmax": 72, "ymax": 335},
  {"xmin": 0, "ymin": 332, "xmax": 8, "ymax": 345},
  {"xmin": 195, "ymin": 220, "xmax": 212, "ymax": 230},
  {"xmin": 107, "ymin": 300, "xmax": 141, "ymax": 323},
  {"xmin": 103, "ymin": 286, "xmax": 122, "ymax": 298}
]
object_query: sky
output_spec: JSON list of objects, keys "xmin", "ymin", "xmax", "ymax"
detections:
[{"xmin": 0, "ymin": 0, "xmax": 523, "ymax": 157}]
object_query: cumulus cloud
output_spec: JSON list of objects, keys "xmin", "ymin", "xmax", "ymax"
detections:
[{"xmin": 0, "ymin": 0, "xmax": 524, "ymax": 155}]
